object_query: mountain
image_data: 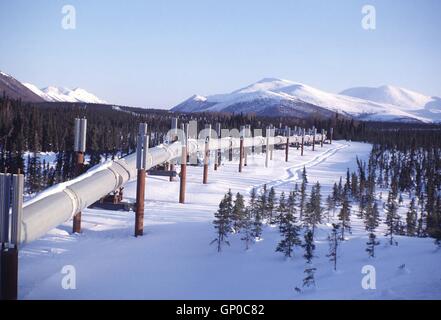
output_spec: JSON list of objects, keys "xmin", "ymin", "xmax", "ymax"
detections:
[
  {"xmin": 340, "ymin": 85, "xmax": 441, "ymax": 122},
  {"xmin": 24, "ymin": 84, "xmax": 107, "ymax": 104},
  {"xmin": 0, "ymin": 71, "xmax": 46, "ymax": 102},
  {"xmin": 0, "ymin": 70, "xmax": 107, "ymax": 104},
  {"xmin": 172, "ymin": 78, "xmax": 432, "ymax": 122}
]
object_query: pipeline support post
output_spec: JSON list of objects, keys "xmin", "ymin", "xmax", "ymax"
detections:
[
  {"xmin": 203, "ymin": 137, "xmax": 209, "ymax": 184},
  {"xmin": 214, "ymin": 123, "xmax": 221, "ymax": 171},
  {"xmin": 135, "ymin": 123, "xmax": 148, "ymax": 237},
  {"xmin": 285, "ymin": 127, "xmax": 290, "ymax": 162},
  {"xmin": 169, "ymin": 118, "xmax": 178, "ymax": 182},
  {"xmin": 239, "ymin": 136, "xmax": 244, "ymax": 173},
  {"xmin": 265, "ymin": 127, "xmax": 270, "ymax": 168},
  {"xmin": 179, "ymin": 144, "xmax": 187, "ymax": 204},
  {"xmin": 301, "ymin": 129, "xmax": 305, "ymax": 156},
  {"xmin": 312, "ymin": 127, "xmax": 316, "ymax": 151},
  {"xmin": 321, "ymin": 129, "xmax": 325, "ymax": 147},
  {"xmin": 0, "ymin": 172, "xmax": 23, "ymax": 300},
  {"xmin": 73, "ymin": 118, "xmax": 87, "ymax": 234},
  {"xmin": 244, "ymin": 125, "xmax": 250, "ymax": 167},
  {"xmin": 330, "ymin": 127, "xmax": 334, "ymax": 144}
]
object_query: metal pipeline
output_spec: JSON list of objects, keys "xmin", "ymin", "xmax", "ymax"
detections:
[{"xmin": 19, "ymin": 134, "xmax": 321, "ymax": 245}]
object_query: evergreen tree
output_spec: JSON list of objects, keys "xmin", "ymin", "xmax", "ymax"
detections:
[
  {"xmin": 211, "ymin": 195, "xmax": 232, "ymax": 252},
  {"xmin": 257, "ymin": 184, "xmax": 268, "ymax": 221},
  {"xmin": 267, "ymin": 187, "xmax": 276, "ymax": 223},
  {"xmin": 304, "ymin": 182, "xmax": 323, "ymax": 237},
  {"xmin": 406, "ymin": 198, "xmax": 418, "ymax": 236},
  {"xmin": 337, "ymin": 177, "xmax": 344, "ymax": 204},
  {"xmin": 338, "ymin": 193, "xmax": 351, "ymax": 240},
  {"xmin": 225, "ymin": 189, "xmax": 234, "ymax": 218},
  {"xmin": 302, "ymin": 230, "xmax": 316, "ymax": 288},
  {"xmin": 332, "ymin": 182, "xmax": 340, "ymax": 207},
  {"xmin": 276, "ymin": 197, "xmax": 301, "ymax": 258},
  {"xmin": 241, "ymin": 207, "xmax": 254, "ymax": 250},
  {"xmin": 276, "ymin": 192, "xmax": 287, "ymax": 226},
  {"xmin": 326, "ymin": 194, "xmax": 335, "ymax": 221},
  {"xmin": 232, "ymin": 192, "xmax": 246, "ymax": 233},
  {"xmin": 299, "ymin": 166, "xmax": 308, "ymax": 219},
  {"xmin": 365, "ymin": 200, "xmax": 380, "ymax": 258},
  {"xmin": 327, "ymin": 223, "xmax": 340, "ymax": 271},
  {"xmin": 385, "ymin": 192, "xmax": 400, "ymax": 246}
]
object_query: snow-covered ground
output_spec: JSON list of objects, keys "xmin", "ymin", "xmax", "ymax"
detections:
[{"xmin": 19, "ymin": 141, "xmax": 441, "ymax": 299}]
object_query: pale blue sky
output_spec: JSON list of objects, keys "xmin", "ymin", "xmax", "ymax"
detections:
[{"xmin": 0, "ymin": 0, "xmax": 440, "ymax": 108}]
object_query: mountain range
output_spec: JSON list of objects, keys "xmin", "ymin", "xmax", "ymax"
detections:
[
  {"xmin": 2, "ymin": 70, "xmax": 440, "ymax": 123},
  {"xmin": 172, "ymin": 78, "xmax": 441, "ymax": 123},
  {"xmin": 0, "ymin": 71, "xmax": 106, "ymax": 104}
]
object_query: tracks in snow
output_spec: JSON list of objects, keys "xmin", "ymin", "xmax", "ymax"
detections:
[{"xmin": 248, "ymin": 143, "xmax": 349, "ymax": 195}]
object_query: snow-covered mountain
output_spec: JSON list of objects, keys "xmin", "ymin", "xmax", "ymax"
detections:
[
  {"xmin": 0, "ymin": 71, "xmax": 45, "ymax": 102},
  {"xmin": 172, "ymin": 78, "xmax": 437, "ymax": 123},
  {"xmin": 0, "ymin": 70, "xmax": 107, "ymax": 104},
  {"xmin": 24, "ymin": 84, "xmax": 107, "ymax": 104},
  {"xmin": 340, "ymin": 85, "xmax": 441, "ymax": 122}
]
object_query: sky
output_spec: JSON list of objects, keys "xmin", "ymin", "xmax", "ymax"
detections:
[{"xmin": 0, "ymin": 0, "xmax": 440, "ymax": 109}]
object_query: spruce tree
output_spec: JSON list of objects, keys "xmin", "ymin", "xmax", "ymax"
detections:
[
  {"xmin": 232, "ymin": 192, "xmax": 246, "ymax": 233},
  {"xmin": 332, "ymin": 182, "xmax": 340, "ymax": 207},
  {"xmin": 276, "ymin": 196, "xmax": 301, "ymax": 258},
  {"xmin": 302, "ymin": 230, "xmax": 316, "ymax": 288},
  {"xmin": 338, "ymin": 193, "xmax": 351, "ymax": 240},
  {"xmin": 327, "ymin": 223, "xmax": 340, "ymax": 271},
  {"xmin": 365, "ymin": 201, "xmax": 380, "ymax": 258},
  {"xmin": 267, "ymin": 187, "xmax": 276, "ymax": 223},
  {"xmin": 241, "ymin": 207, "xmax": 254, "ymax": 250},
  {"xmin": 406, "ymin": 198, "xmax": 418, "ymax": 237},
  {"xmin": 304, "ymin": 182, "xmax": 323, "ymax": 237},
  {"xmin": 326, "ymin": 194, "xmax": 335, "ymax": 222},
  {"xmin": 276, "ymin": 191, "xmax": 287, "ymax": 226},
  {"xmin": 385, "ymin": 192, "xmax": 399, "ymax": 246},
  {"xmin": 257, "ymin": 184, "xmax": 268, "ymax": 221},
  {"xmin": 299, "ymin": 166, "xmax": 308, "ymax": 219},
  {"xmin": 211, "ymin": 195, "xmax": 232, "ymax": 252}
]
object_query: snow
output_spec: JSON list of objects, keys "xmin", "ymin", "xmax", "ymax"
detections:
[
  {"xmin": 340, "ymin": 85, "xmax": 437, "ymax": 111},
  {"xmin": 19, "ymin": 141, "xmax": 441, "ymax": 299},
  {"xmin": 23, "ymin": 83, "xmax": 54, "ymax": 102},
  {"xmin": 23, "ymin": 82, "xmax": 107, "ymax": 104},
  {"xmin": 173, "ymin": 78, "xmax": 433, "ymax": 123},
  {"xmin": 0, "ymin": 71, "xmax": 11, "ymax": 77},
  {"xmin": 39, "ymin": 86, "xmax": 107, "ymax": 104}
]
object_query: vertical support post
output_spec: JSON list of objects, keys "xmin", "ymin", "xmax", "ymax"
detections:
[
  {"xmin": 169, "ymin": 118, "xmax": 178, "ymax": 182},
  {"xmin": 321, "ymin": 129, "xmax": 325, "ymax": 147},
  {"xmin": 203, "ymin": 137, "xmax": 209, "ymax": 184},
  {"xmin": 214, "ymin": 123, "xmax": 221, "ymax": 171},
  {"xmin": 244, "ymin": 125, "xmax": 250, "ymax": 167},
  {"xmin": 312, "ymin": 127, "xmax": 316, "ymax": 151},
  {"xmin": 0, "ymin": 173, "xmax": 23, "ymax": 300},
  {"xmin": 187, "ymin": 121, "xmax": 198, "ymax": 165},
  {"xmin": 265, "ymin": 127, "xmax": 270, "ymax": 168},
  {"xmin": 135, "ymin": 123, "xmax": 148, "ymax": 237},
  {"xmin": 179, "ymin": 144, "xmax": 187, "ymax": 204},
  {"xmin": 73, "ymin": 118, "xmax": 86, "ymax": 234},
  {"xmin": 239, "ymin": 136, "xmax": 244, "ymax": 173},
  {"xmin": 330, "ymin": 127, "xmax": 334, "ymax": 144},
  {"xmin": 228, "ymin": 137, "xmax": 233, "ymax": 162},
  {"xmin": 285, "ymin": 127, "xmax": 290, "ymax": 162},
  {"xmin": 269, "ymin": 127, "xmax": 274, "ymax": 161},
  {"xmin": 301, "ymin": 129, "xmax": 305, "ymax": 156}
]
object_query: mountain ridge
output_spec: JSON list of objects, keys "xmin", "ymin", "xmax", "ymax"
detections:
[
  {"xmin": 0, "ymin": 70, "xmax": 107, "ymax": 104},
  {"xmin": 172, "ymin": 78, "xmax": 440, "ymax": 123}
]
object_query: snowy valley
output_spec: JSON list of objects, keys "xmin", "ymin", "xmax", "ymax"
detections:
[{"xmin": 19, "ymin": 142, "xmax": 441, "ymax": 299}]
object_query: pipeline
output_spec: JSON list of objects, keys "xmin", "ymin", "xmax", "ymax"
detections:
[{"xmin": 19, "ymin": 134, "xmax": 321, "ymax": 245}]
